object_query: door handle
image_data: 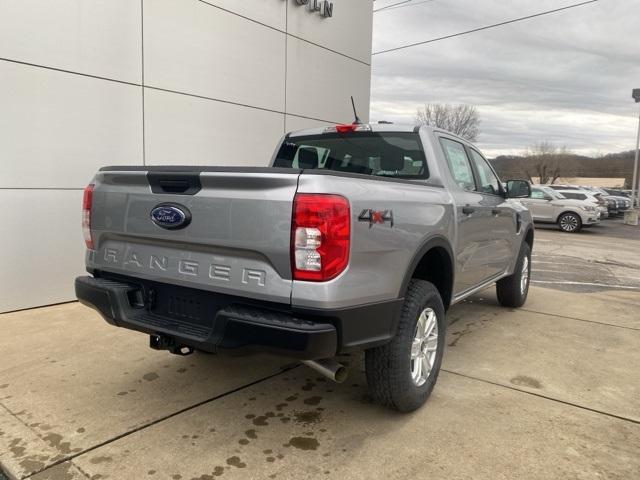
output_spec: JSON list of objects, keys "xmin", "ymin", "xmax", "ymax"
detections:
[
  {"xmin": 462, "ymin": 206, "xmax": 475, "ymax": 215},
  {"xmin": 492, "ymin": 208, "xmax": 501, "ymax": 216}
]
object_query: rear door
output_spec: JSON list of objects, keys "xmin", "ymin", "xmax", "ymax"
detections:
[
  {"xmin": 439, "ymin": 137, "xmax": 490, "ymax": 294},
  {"xmin": 87, "ymin": 167, "xmax": 300, "ymax": 304},
  {"xmin": 466, "ymin": 147, "xmax": 516, "ymax": 279}
]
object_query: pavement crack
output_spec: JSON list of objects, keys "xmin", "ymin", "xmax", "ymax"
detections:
[
  {"xmin": 442, "ymin": 369, "xmax": 640, "ymax": 426},
  {"xmin": 21, "ymin": 365, "xmax": 299, "ymax": 480},
  {"xmin": 595, "ymin": 258, "xmax": 640, "ymax": 270},
  {"xmin": 0, "ymin": 401, "xmax": 50, "ymax": 447},
  {"xmin": 517, "ymin": 308, "xmax": 640, "ymax": 331},
  {"xmin": 71, "ymin": 462, "xmax": 94, "ymax": 479}
]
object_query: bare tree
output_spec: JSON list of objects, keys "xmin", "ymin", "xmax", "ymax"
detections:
[
  {"xmin": 415, "ymin": 104, "xmax": 480, "ymax": 141},
  {"xmin": 523, "ymin": 141, "xmax": 570, "ymax": 184}
]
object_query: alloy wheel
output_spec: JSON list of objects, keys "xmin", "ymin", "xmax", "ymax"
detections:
[
  {"xmin": 410, "ymin": 308, "xmax": 438, "ymax": 386},
  {"xmin": 520, "ymin": 255, "xmax": 530, "ymax": 295},
  {"xmin": 560, "ymin": 214, "xmax": 578, "ymax": 232}
]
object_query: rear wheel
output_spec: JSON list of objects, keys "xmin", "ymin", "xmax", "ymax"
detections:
[
  {"xmin": 365, "ymin": 280, "xmax": 445, "ymax": 413},
  {"xmin": 496, "ymin": 242, "xmax": 531, "ymax": 308},
  {"xmin": 558, "ymin": 212, "xmax": 582, "ymax": 233}
]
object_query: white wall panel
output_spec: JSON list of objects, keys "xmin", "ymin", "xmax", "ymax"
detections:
[
  {"xmin": 145, "ymin": 0, "xmax": 286, "ymax": 112},
  {"xmin": 195, "ymin": 0, "xmax": 287, "ymax": 31},
  {"xmin": 0, "ymin": 190, "xmax": 86, "ymax": 313},
  {"xmin": 0, "ymin": 0, "xmax": 141, "ymax": 84},
  {"xmin": 287, "ymin": 0, "xmax": 373, "ymax": 64},
  {"xmin": 285, "ymin": 115, "xmax": 333, "ymax": 133},
  {"xmin": 144, "ymin": 89, "xmax": 284, "ymax": 167},
  {"xmin": 0, "ymin": 0, "xmax": 373, "ymax": 312},
  {"xmin": 0, "ymin": 61, "xmax": 143, "ymax": 189},
  {"xmin": 286, "ymin": 37, "xmax": 371, "ymax": 123}
]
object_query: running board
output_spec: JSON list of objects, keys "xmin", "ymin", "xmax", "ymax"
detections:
[{"xmin": 450, "ymin": 272, "xmax": 507, "ymax": 305}]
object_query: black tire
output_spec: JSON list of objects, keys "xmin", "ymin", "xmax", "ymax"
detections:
[
  {"xmin": 557, "ymin": 212, "xmax": 582, "ymax": 233},
  {"xmin": 365, "ymin": 280, "xmax": 446, "ymax": 413},
  {"xmin": 496, "ymin": 242, "xmax": 531, "ymax": 308}
]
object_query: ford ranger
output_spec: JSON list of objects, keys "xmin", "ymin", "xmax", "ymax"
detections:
[{"xmin": 75, "ymin": 123, "xmax": 534, "ymax": 412}]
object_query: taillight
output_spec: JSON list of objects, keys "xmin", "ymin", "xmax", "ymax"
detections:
[
  {"xmin": 291, "ymin": 194, "xmax": 350, "ymax": 282},
  {"xmin": 82, "ymin": 184, "xmax": 95, "ymax": 250}
]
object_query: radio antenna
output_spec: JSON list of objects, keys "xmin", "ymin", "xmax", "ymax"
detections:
[{"xmin": 351, "ymin": 96, "xmax": 362, "ymax": 124}]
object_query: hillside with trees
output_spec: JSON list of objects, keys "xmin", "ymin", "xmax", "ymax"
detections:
[
  {"xmin": 410, "ymin": 103, "xmax": 636, "ymax": 187},
  {"xmin": 490, "ymin": 150, "xmax": 637, "ymax": 187}
]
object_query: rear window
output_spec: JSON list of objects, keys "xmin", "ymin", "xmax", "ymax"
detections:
[
  {"xmin": 273, "ymin": 132, "xmax": 429, "ymax": 179},
  {"xmin": 562, "ymin": 192, "xmax": 587, "ymax": 200}
]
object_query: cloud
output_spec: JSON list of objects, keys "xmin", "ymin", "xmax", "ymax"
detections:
[{"xmin": 370, "ymin": 0, "xmax": 640, "ymax": 156}]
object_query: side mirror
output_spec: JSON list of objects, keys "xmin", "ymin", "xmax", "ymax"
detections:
[
  {"xmin": 543, "ymin": 195, "xmax": 553, "ymax": 201},
  {"xmin": 506, "ymin": 180, "xmax": 531, "ymax": 199}
]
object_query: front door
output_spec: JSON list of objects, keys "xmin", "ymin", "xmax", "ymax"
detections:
[
  {"xmin": 466, "ymin": 148, "xmax": 516, "ymax": 279},
  {"xmin": 521, "ymin": 188, "xmax": 555, "ymax": 221}
]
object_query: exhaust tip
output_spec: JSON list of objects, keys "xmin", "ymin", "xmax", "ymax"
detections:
[
  {"xmin": 333, "ymin": 365, "xmax": 348, "ymax": 384},
  {"xmin": 302, "ymin": 359, "xmax": 348, "ymax": 383}
]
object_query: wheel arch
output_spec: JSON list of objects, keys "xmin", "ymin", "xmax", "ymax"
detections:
[
  {"xmin": 523, "ymin": 225, "xmax": 534, "ymax": 250},
  {"xmin": 557, "ymin": 210, "xmax": 584, "ymax": 224},
  {"xmin": 557, "ymin": 209, "xmax": 581, "ymax": 221},
  {"xmin": 400, "ymin": 236, "xmax": 455, "ymax": 311}
]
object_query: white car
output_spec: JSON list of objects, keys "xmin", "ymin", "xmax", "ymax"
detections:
[
  {"xmin": 522, "ymin": 186, "xmax": 600, "ymax": 233},
  {"xmin": 553, "ymin": 189, "xmax": 609, "ymax": 219}
]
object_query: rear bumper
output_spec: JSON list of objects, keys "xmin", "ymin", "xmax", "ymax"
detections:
[{"xmin": 75, "ymin": 274, "xmax": 402, "ymax": 360}]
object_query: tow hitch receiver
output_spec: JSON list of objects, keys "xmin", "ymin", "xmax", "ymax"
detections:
[{"xmin": 150, "ymin": 334, "xmax": 194, "ymax": 356}]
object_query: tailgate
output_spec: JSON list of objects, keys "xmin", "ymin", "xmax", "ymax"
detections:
[{"xmin": 86, "ymin": 167, "xmax": 301, "ymax": 304}]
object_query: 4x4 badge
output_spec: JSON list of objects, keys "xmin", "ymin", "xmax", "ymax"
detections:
[{"xmin": 358, "ymin": 209, "xmax": 394, "ymax": 228}]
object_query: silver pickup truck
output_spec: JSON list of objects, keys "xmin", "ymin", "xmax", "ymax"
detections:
[{"xmin": 75, "ymin": 123, "xmax": 533, "ymax": 412}]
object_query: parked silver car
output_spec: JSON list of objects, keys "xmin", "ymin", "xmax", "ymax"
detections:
[{"xmin": 522, "ymin": 186, "xmax": 600, "ymax": 233}]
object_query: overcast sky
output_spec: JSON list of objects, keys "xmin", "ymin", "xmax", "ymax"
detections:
[{"xmin": 370, "ymin": 0, "xmax": 640, "ymax": 157}]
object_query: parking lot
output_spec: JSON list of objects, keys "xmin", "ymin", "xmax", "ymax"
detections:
[
  {"xmin": 531, "ymin": 218, "xmax": 640, "ymax": 293},
  {"xmin": 1, "ymin": 221, "xmax": 639, "ymax": 480}
]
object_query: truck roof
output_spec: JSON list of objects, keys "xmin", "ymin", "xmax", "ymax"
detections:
[
  {"xmin": 287, "ymin": 123, "xmax": 471, "ymax": 145},
  {"xmin": 287, "ymin": 123, "xmax": 442, "ymax": 137},
  {"xmin": 287, "ymin": 123, "xmax": 417, "ymax": 137}
]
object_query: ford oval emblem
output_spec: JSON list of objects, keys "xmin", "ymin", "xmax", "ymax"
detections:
[{"xmin": 150, "ymin": 204, "xmax": 191, "ymax": 230}]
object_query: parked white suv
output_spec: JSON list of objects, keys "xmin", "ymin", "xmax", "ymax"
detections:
[
  {"xmin": 522, "ymin": 186, "xmax": 600, "ymax": 233},
  {"xmin": 553, "ymin": 189, "xmax": 609, "ymax": 219}
]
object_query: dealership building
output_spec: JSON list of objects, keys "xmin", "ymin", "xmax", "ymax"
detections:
[{"xmin": 0, "ymin": 0, "xmax": 373, "ymax": 312}]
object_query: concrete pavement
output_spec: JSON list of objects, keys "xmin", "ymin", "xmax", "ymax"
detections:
[
  {"xmin": 1, "ymin": 225, "xmax": 639, "ymax": 479},
  {"xmin": 531, "ymin": 219, "xmax": 640, "ymax": 293}
]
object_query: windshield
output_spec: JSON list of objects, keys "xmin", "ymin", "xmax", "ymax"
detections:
[{"xmin": 273, "ymin": 132, "xmax": 429, "ymax": 179}]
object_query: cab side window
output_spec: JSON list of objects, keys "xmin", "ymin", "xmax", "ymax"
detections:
[
  {"xmin": 468, "ymin": 149, "xmax": 501, "ymax": 195},
  {"xmin": 440, "ymin": 138, "xmax": 476, "ymax": 191}
]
